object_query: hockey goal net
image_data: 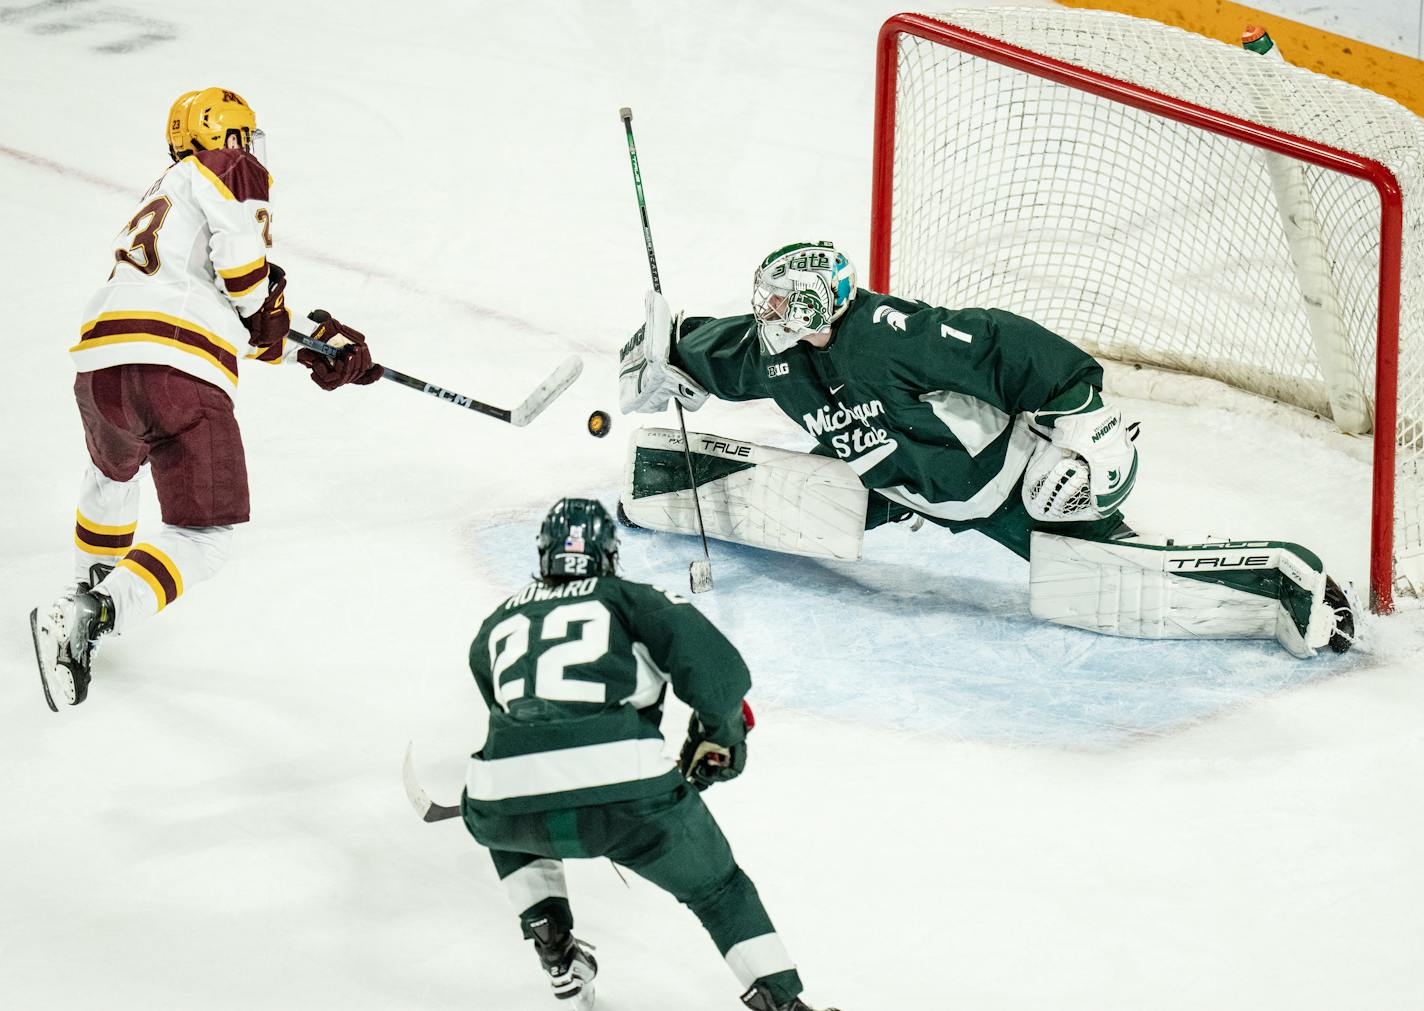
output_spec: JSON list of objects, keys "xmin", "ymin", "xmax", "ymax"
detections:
[{"xmin": 871, "ymin": 8, "xmax": 1424, "ymax": 612}]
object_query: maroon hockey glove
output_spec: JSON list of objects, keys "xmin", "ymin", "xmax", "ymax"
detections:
[
  {"xmin": 297, "ymin": 310, "xmax": 383, "ymax": 391},
  {"xmin": 243, "ymin": 263, "xmax": 290, "ymax": 359}
]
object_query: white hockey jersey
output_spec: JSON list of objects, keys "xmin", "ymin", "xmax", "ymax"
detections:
[{"xmin": 70, "ymin": 148, "xmax": 290, "ymax": 394}]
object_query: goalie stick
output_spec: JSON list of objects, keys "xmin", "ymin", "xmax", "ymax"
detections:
[
  {"xmin": 618, "ymin": 106, "xmax": 714, "ymax": 594},
  {"xmin": 401, "ymin": 743, "xmax": 461, "ymax": 823},
  {"xmin": 289, "ymin": 324, "xmax": 582, "ymax": 428}
]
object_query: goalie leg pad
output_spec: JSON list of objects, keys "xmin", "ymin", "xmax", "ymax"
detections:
[
  {"xmin": 1029, "ymin": 532, "xmax": 1338, "ymax": 658},
  {"xmin": 622, "ymin": 428, "xmax": 868, "ymax": 561}
]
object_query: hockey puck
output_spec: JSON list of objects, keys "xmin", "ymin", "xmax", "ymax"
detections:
[{"xmin": 587, "ymin": 410, "xmax": 612, "ymax": 438}]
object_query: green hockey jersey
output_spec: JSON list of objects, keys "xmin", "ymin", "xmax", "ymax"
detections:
[
  {"xmin": 464, "ymin": 575, "xmax": 750, "ymax": 815},
  {"xmin": 672, "ymin": 289, "xmax": 1105, "ymax": 522}
]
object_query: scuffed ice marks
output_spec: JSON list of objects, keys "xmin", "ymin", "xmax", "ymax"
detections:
[{"xmin": 0, "ymin": 0, "xmax": 175, "ymax": 53}]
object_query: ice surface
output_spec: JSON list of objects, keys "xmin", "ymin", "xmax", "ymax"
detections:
[
  {"xmin": 2, "ymin": 2, "xmax": 1422, "ymax": 1010},
  {"xmin": 481, "ymin": 501, "xmax": 1363, "ymax": 750}
]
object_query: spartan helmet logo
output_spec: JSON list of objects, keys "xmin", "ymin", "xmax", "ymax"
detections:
[{"xmin": 785, "ymin": 286, "xmax": 829, "ymax": 332}]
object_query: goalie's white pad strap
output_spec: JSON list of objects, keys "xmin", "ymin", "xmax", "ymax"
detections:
[
  {"xmin": 623, "ymin": 428, "xmax": 868, "ymax": 560},
  {"xmin": 1029, "ymin": 532, "xmax": 1332, "ymax": 658}
]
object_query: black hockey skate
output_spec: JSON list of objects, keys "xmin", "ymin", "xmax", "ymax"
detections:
[
  {"xmin": 529, "ymin": 915, "xmax": 597, "ymax": 1009},
  {"xmin": 30, "ymin": 588, "xmax": 115, "ymax": 711},
  {"xmin": 1324, "ymin": 576, "xmax": 1355, "ymax": 654},
  {"xmin": 741, "ymin": 986, "xmax": 842, "ymax": 1011},
  {"xmin": 88, "ymin": 562, "xmax": 115, "ymax": 590}
]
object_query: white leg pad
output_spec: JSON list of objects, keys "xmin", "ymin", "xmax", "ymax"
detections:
[
  {"xmin": 623, "ymin": 428, "xmax": 868, "ymax": 561},
  {"xmin": 1029, "ymin": 532, "xmax": 1335, "ymax": 658}
]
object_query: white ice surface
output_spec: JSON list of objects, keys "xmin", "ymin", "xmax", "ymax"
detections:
[{"xmin": 2, "ymin": 3, "xmax": 1422, "ymax": 1010}]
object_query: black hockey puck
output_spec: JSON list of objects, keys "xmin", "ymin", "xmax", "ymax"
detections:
[{"xmin": 587, "ymin": 410, "xmax": 612, "ymax": 438}]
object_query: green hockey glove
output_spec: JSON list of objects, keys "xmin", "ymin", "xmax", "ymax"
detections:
[{"xmin": 678, "ymin": 700, "xmax": 755, "ymax": 791}]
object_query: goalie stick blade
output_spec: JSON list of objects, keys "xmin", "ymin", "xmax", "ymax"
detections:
[
  {"xmin": 401, "ymin": 743, "xmax": 462, "ymax": 823},
  {"xmin": 510, "ymin": 355, "xmax": 584, "ymax": 427},
  {"xmin": 689, "ymin": 559, "xmax": 713, "ymax": 594}
]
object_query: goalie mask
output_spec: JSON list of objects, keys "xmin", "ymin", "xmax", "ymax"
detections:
[
  {"xmin": 752, "ymin": 241, "xmax": 857, "ymax": 355},
  {"xmin": 537, "ymin": 498, "xmax": 619, "ymax": 580}
]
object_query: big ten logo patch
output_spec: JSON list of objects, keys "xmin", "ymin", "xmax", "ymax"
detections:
[
  {"xmin": 767, "ymin": 362, "xmax": 790, "ymax": 378},
  {"xmin": 0, "ymin": 1, "xmax": 177, "ymax": 54}
]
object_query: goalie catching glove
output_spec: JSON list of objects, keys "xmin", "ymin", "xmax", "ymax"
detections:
[
  {"xmin": 678, "ymin": 699, "xmax": 755, "ymax": 791},
  {"xmin": 1024, "ymin": 394, "xmax": 1139, "ymax": 522},
  {"xmin": 619, "ymin": 290, "xmax": 709, "ymax": 414}
]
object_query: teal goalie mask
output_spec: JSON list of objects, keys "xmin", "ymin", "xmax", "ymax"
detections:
[{"xmin": 751, "ymin": 241, "xmax": 857, "ymax": 354}]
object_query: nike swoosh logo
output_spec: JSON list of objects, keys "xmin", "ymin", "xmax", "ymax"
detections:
[{"xmin": 830, "ymin": 384, "xmax": 845, "ymax": 395}]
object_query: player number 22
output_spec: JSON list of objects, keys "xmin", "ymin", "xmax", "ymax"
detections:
[{"xmin": 488, "ymin": 601, "xmax": 611, "ymax": 710}]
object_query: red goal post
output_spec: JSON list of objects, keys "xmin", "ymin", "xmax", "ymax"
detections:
[{"xmin": 870, "ymin": 10, "xmax": 1413, "ymax": 612}]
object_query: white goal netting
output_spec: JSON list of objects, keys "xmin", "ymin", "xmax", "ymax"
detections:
[{"xmin": 882, "ymin": 8, "xmax": 1424, "ymax": 605}]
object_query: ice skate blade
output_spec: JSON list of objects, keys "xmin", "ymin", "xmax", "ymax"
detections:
[{"xmin": 29, "ymin": 607, "xmax": 65, "ymax": 712}]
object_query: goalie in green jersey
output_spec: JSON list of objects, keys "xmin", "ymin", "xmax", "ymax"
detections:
[
  {"xmin": 460, "ymin": 498, "xmax": 839, "ymax": 1011},
  {"xmin": 617, "ymin": 241, "xmax": 1355, "ymax": 658}
]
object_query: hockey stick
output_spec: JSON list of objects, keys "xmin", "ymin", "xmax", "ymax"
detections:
[
  {"xmin": 402, "ymin": 743, "xmax": 462, "ymax": 823},
  {"xmin": 289, "ymin": 325, "xmax": 583, "ymax": 428},
  {"xmin": 618, "ymin": 106, "xmax": 713, "ymax": 594}
]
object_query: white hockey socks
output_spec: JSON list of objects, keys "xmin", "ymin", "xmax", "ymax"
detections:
[
  {"xmin": 93, "ymin": 523, "xmax": 232, "ymax": 633},
  {"xmin": 1029, "ymin": 532, "xmax": 1341, "ymax": 657},
  {"xmin": 622, "ymin": 427, "xmax": 869, "ymax": 561},
  {"xmin": 499, "ymin": 858, "xmax": 570, "ymax": 918},
  {"xmin": 74, "ymin": 464, "xmax": 140, "ymax": 583}
]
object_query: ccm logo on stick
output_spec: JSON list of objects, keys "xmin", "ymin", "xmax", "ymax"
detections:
[{"xmin": 425, "ymin": 383, "xmax": 473, "ymax": 408}]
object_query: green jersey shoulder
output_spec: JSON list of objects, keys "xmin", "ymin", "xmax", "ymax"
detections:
[{"xmin": 672, "ymin": 290, "xmax": 1105, "ymax": 519}]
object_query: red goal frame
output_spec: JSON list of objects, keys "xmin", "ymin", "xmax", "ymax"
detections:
[{"xmin": 869, "ymin": 13, "xmax": 1405, "ymax": 612}]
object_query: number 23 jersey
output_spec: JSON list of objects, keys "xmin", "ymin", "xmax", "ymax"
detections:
[
  {"xmin": 465, "ymin": 574, "xmax": 751, "ymax": 814},
  {"xmin": 70, "ymin": 148, "xmax": 283, "ymax": 396}
]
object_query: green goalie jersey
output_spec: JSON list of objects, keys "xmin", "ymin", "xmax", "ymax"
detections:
[
  {"xmin": 463, "ymin": 575, "xmax": 750, "ymax": 816},
  {"xmin": 671, "ymin": 289, "xmax": 1106, "ymax": 524}
]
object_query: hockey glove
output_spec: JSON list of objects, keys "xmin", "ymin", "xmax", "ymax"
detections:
[
  {"xmin": 1028, "ymin": 388, "xmax": 1139, "ymax": 519},
  {"xmin": 678, "ymin": 699, "xmax": 755, "ymax": 791},
  {"xmin": 297, "ymin": 310, "xmax": 384, "ymax": 391},
  {"xmin": 619, "ymin": 290, "xmax": 708, "ymax": 414},
  {"xmin": 1049, "ymin": 404, "xmax": 1138, "ymax": 515},
  {"xmin": 242, "ymin": 262, "xmax": 290, "ymax": 359}
]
